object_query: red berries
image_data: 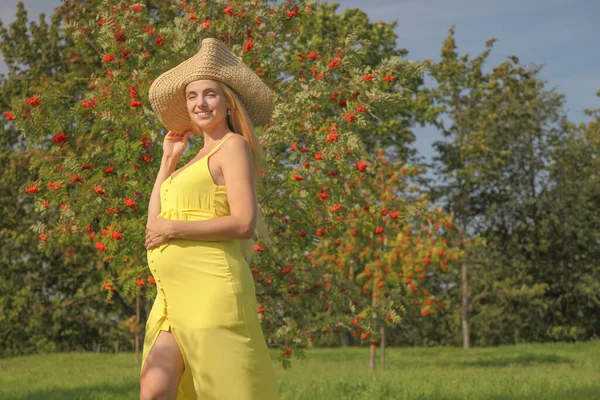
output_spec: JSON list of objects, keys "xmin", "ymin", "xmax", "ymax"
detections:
[
  {"xmin": 102, "ymin": 282, "xmax": 115, "ymax": 291},
  {"xmin": 52, "ymin": 132, "xmax": 67, "ymax": 146},
  {"xmin": 111, "ymin": 231, "xmax": 123, "ymax": 240},
  {"xmin": 95, "ymin": 242, "xmax": 107, "ymax": 251},
  {"xmin": 344, "ymin": 112, "xmax": 357, "ymax": 122},
  {"xmin": 27, "ymin": 96, "xmax": 41, "ymax": 107},
  {"xmin": 356, "ymin": 160, "xmax": 368, "ymax": 172},
  {"xmin": 123, "ymin": 198, "xmax": 136, "ymax": 208},
  {"xmin": 243, "ymin": 38, "xmax": 254, "ymax": 52}
]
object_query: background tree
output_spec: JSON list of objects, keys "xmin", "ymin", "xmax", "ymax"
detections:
[
  {"xmin": 423, "ymin": 26, "xmax": 598, "ymax": 346},
  {"xmin": 0, "ymin": 1, "xmax": 135, "ymax": 356},
  {"xmin": 536, "ymin": 92, "xmax": 600, "ymax": 341}
]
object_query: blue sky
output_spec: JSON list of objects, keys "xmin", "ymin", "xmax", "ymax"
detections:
[{"xmin": 1, "ymin": 0, "xmax": 598, "ymax": 164}]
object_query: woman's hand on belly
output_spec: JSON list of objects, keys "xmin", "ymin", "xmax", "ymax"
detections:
[{"xmin": 145, "ymin": 216, "xmax": 174, "ymax": 250}]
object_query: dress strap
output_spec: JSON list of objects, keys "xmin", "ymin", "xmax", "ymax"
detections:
[{"xmin": 205, "ymin": 133, "xmax": 236, "ymax": 159}]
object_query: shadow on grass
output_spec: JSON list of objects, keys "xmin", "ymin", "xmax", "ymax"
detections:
[
  {"xmin": 482, "ymin": 386, "xmax": 600, "ymax": 400},
  {"xmin": 8, "ymin": 381, "xmax": 138, "ymax": 400},
  {"xmin": 416, "ymin": 385, "xmax": 600, "ymax": 400},
  {"xmin": 284, "ymin": 383, "xmax": 600, "ymax": 400},
  {"xmin": 280, "ymin": 382, "xmax": 600, "ymax": 400},
  {"xmin": 6, "ymin": 378, "xmax": 600, "ymax": 400},
  {"xmin": 458, "ymin": 352, "xmax": 575, "ymax": 368}
]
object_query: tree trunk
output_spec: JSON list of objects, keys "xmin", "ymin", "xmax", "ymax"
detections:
[
  {"xmin": 368, "ymin": 278, "xmax": 377, "ymax": 370},
  {"xmin": 461, "ymin": 259, "xmax": 470, "ymax": 348},
  {"xmin": 340, "ymin": 331, "xmax": 355, "ymax": 347},
  {"xmin": 101, "ymin": 261, "xmax": 136, "ymax": 317},
  {"xmin": 380, "ymin": 326, "xmax": 385, "ymax": 371},
  {"xmin": 345, "ymin": 260, "xmax": 355, "ymax": 348},
  {"xmin": 135, "ymin": 293, "xmax": 140, "ymax": 364},
  {"xmin": 369, "ymin": 341, "xmax": 376, "ymax": 370}
]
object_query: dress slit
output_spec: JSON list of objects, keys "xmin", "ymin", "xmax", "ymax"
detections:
[
  {"xmin": 141, "ymin": 316, "xmax": 196, "ymax": 396},
  {"xmin": 141, "ymin": 314, "xmax": 176, "ymax": 370}
]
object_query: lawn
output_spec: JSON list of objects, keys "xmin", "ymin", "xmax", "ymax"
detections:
[{"xmin": 0, "ymin": 341, "xmax": 598, "ymax": 399}]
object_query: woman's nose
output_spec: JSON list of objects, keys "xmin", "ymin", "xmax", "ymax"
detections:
[{"xmin": 191, "ymin": 96, "xmax": 207, "ymax": 108}]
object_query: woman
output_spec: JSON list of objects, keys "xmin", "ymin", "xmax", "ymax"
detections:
[{"xmin": 140, "ymin": 38, "xmax": 280, "ymax": 400}]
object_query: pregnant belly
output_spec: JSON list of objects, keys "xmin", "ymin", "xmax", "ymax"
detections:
[{"xmin": 146, "ymin": 239, "xmax": 245, "ymax": 329}]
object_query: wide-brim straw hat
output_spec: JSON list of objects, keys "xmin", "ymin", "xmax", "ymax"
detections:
[{"xmin": 148, "ymin": 37, "xmax": 273, "ymax": 133}]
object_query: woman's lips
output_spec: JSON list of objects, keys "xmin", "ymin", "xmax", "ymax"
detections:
[{"xmin": 195, "ymin": 111, "xmax": 212, "ymax": 118}]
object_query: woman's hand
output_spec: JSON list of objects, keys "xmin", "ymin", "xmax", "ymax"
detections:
[
  {"xmin": 163, "ymin": 130, "xmax": 193, "ymax": 159},
  {"xmin": 145, "ymin": 216, "xmax": 173, "ymax": 250}
]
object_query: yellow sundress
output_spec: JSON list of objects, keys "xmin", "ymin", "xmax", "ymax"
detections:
[{"xmin": 142, "ymin": 133, "xmax": 280, "ymax": 399}]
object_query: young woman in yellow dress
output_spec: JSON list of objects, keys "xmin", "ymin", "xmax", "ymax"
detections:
[{"xmin": 140, "ymin": 37, "xmax": 280, "ymax": 400}]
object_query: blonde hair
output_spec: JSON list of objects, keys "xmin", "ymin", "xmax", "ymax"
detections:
[{"xmin": 189, "ymin": 80, "xmax": 273, "ymax": 262}]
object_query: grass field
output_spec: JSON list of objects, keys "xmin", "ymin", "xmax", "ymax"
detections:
[{"xmin": 0, "ymin": 341, "xmax": 598, "ymax": 399}]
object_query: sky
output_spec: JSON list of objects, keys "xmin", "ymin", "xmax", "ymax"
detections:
[{"xmin": 1, "ymin": 0, "xmax": 598, "ymax": 165}]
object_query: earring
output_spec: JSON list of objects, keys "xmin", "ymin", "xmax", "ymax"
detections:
[{"xmin": 227, "ymin": 108, "xmax": 231, "ymax": 116}]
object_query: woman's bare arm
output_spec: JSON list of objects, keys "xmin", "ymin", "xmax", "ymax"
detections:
[
  {"xmin": 147, "ymin": 155, "xmax": 177, "ymax": 225},
  {"xmin": 147, "ymin": 131, "xmax": 193, "ymax": 225}
]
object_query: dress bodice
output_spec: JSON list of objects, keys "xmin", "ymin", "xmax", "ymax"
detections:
[
  {"xmin": 155, "ymin": 132, "xmax": 254, "ymax": 261},
  {"xmin": 158, "ymin": 133, "xmax": 234, "ymax": 221}
]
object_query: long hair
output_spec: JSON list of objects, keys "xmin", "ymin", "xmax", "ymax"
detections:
[{"xmin": 190, "ymin": 80, "xmax": 273, "ymax": 262}]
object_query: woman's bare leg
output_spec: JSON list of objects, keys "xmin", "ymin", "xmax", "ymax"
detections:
[{"xmin": 140, "ymin": 329, "xmax": 185, "ymax": 400}]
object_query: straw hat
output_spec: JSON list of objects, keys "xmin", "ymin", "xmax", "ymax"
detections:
[{"xmin": 148, "ymin": 37, "xmax": 273, "ymax": 133}]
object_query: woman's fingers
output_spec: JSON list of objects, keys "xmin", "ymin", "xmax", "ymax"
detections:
[
  {"xmin": 145, "ymin": 234, "xmax": 165, "ymax": 249},
  {"xmin": 166, "ymin": 130, "xmax": 184, "ymax": 140}
]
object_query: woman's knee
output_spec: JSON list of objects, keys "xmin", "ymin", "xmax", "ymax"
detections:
[{"xmin": 140, "ymin": 374, "xmax": 171, "ymax": 400}]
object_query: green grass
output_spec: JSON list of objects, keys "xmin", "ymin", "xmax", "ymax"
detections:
[{"xmin": 0, "ymin": 341, "xmax": 599, "ymax": 399}]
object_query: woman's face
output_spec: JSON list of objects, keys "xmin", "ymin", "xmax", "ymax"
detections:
[{"xmin": 185, "ymin": 79, "xmax": 229, "ymax": 133}]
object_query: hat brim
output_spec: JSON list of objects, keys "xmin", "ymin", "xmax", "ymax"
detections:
[{"xmin": 149, "ymin": 38, "xmax": 273, "ymax": 133}]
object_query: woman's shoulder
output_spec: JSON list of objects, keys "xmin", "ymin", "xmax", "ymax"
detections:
[
  {"xmin": 230, "ymin": 133, "xmax": 248, "ymax": 143},
  {"xmin": 218, "ymin": 133, "xmax": 250, "ymax": 159},
  {"xmin": 219, "ymin": 134, "xmax": 253, "ymax": 175},
  {"xmin": 223, "ymin": 133, "xmax": 250, "ymax": 149}
]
